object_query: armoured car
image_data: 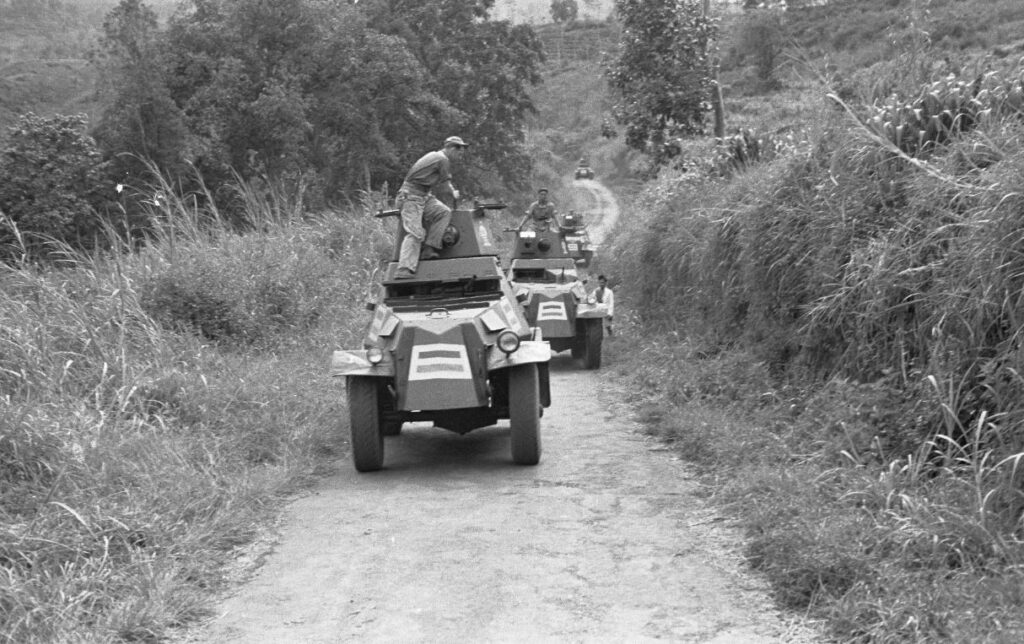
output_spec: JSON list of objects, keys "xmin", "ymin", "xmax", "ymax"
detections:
[
  {"xmin": 331, "ymin": 202, "xmax": 551, "ymax": 472},
  {"xmin": 574, "ymin": 164, "xmax": 595, "ymax": 180},
  {"xmin": 574, "ymin": 156, "xmax": 595, "ymax": 180},
  {"xmin": 560, "ymin": 210, "xmax": 594, "ymax": 268},
  {"xmin": 507, "ymin": 224, "xmax": 606, "ymax": 369}
]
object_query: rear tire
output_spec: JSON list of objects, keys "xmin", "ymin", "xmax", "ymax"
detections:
[
  {"xmin": 509, "ymin": 364, "xmax": 541, "ymax": 465},
  {"xmin": 347, "ymin": 377, "xmax": 384, "ymax": 472},
  {"xmin": 582, "ymin": 319, "xmax": 603, "ymax": 370}
]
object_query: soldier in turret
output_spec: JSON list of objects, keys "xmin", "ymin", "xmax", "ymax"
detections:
[{"xmin": 518, "ymin": 188, "xmax": 560, "ymax": 232}]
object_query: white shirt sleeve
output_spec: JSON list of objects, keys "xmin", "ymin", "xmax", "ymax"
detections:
[{"xmin": 605, "ymin": 289, "xmax": 614, "ymax": 317}]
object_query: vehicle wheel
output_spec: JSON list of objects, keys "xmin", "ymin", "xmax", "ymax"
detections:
[
  {"xmin": 509, "ymin": 364, "xmax": 541, "ymax": 465},
  {"xmin": 582, "ymin": 319, "xmax": 603, "ymax": 370},
  {"xmin": 571, "ymin": 341, "xmax": 583, "ymax": 359},
  {"xmin": 347, "ymin": 376, "xmax": 384, "ymax": 472}
]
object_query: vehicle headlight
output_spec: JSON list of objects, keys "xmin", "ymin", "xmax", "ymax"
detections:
[
  {"xmin": 366, "ymin": 346, "xmax": 385, "ymax": 364},
  {"xmin": 497, "ymin": 330, "xmax": 521, "ymax": 355}
]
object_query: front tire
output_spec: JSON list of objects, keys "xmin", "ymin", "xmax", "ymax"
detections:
[
  {"xmin": 509, "ymin": 364, "xmax": 541, "ymax": 465},
  {"xmin": 347, "ymin": 377, "xmax": 384, "ymax": 472}
]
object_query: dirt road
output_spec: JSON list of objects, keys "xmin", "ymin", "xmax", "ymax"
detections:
[
  {"xmin": 188, "ymin": 355, "xmax": 817, "ymax": 643},
  {"xmin": 568, "ymin": 178, "xmax": 619, "ymax": 246}
]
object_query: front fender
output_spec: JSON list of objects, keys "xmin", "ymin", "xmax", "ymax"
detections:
[
  {"xmin": 486, "ymin": 340, "xmax": 551, "ymax": 371},
  {"xmin": 330, "ymin": 350, "xmax": 396, "ymax": 377},
  {"xmin": 576, "ymin": 302, "xmax": 608, "ymax": 319}
]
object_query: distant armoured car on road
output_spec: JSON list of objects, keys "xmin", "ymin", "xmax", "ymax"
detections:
[
  {"xmin": 574, "ymin": 157, "xmax": 595, "ymax": 180},
  {"xmin": 506, "ymin": 224, "xmax": 606, "ymax": 369},
  {"xmin": 331, "ymin": 202, "xmax": 551, "ymax": 471},
  {"xmin": 574, "ymin": 164, "xmax": 595, "ymax": 180}
]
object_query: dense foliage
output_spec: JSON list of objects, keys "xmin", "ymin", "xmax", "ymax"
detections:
[
  {"xmin": 359, "ymin": 0, "xmax": 544, "ymax": 193},
  {"xmin": 0, "ymin": 0, "xmax": 544, "ymax": 253},
  {"xmin": 0, "ymin": 113, "xmax": 109, "ymax": 259},
  {"xmin": 93, "ymin": 0, "xmax": 543, "ymax": 205}
]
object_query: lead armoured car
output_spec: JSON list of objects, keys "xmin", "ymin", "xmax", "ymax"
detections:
[
  {"xmin": 507, "ymin": 223, "xmax": 606, "ymax": 369},
  {"xmin": 331, "ymin": 202, "xmax": 552, "ymax": 472}
]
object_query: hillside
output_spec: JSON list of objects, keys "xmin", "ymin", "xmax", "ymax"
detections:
[
  {"xmin": 583, "ymin": 1, "xmax": 1024, "ymax": 641},
  {"xmin": 491, "ymin": 0, "xmax": 614, "ymax": 24},
  {"xmin": 0, "ymin": 0, "xmax": 198, "ymax": 137},
  {"xmin": 0, "ymin": 11, "xmax": 103, "ymax": 133}
]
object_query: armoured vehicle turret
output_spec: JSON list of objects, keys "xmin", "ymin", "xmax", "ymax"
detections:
[
  {"xmin": 506, "ymin": 221, "xmax": 606, "ymax": 369},
  {"xmin": 331, "ymin": 202, "xmax": 552, "ymax": 472}
]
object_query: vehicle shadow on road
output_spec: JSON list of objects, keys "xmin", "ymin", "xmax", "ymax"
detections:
[{"xmin": 369, "ymin": 425, "xmax": 530, "ymax": 476}]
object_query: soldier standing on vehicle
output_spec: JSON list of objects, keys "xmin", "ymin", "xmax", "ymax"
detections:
[
  {"xmin": 394, "ymin": 136, "xmax": 469, "ymax": 279},
  {"xmin": 595, "ymin": 274, "xmax": 614, "ymax": 336},
  {"xmin": 518, "ymin": 188, "xmax": 559, "ymax": 232}
]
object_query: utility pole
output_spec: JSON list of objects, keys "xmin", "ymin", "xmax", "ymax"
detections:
[{"xmin": 704, "ymin": 0, "xmax": 726, "ymax": 138}]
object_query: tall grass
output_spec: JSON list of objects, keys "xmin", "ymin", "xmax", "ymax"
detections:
[
  {"xmin": 600, "ymin": 54, "xmax": 1024, "ymax": 641},
  {"xmin": 0, "ymin": 176, "xmax": 388, "ymax": 642}
]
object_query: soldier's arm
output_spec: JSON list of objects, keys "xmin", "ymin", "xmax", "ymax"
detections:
[{"xmin": 434, "ymin": 179, "xmax": 457, "ymax": 208}]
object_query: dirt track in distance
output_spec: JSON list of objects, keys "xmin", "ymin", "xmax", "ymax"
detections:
[
  {"xmin": 568, "ymin": 178, "xmax": 619, "ymax": 247},
  {"xmin": 182, "ymin": 355, "xmax": 819, "ymax": 643}
]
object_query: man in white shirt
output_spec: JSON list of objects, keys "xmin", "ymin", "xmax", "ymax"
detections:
[{"xmin": 594, "ymin": 274, "xmax": 614, "ymax": 336}]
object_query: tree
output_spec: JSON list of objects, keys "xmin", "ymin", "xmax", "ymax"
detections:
[
  {"xmin": 606, "ymin": 0, "xmax": 717, "ymax": 167},
  {"xmin": 735, "ymin": 7, "xmax": 786, "ymax": 88},
  {"xmin": 92, "ymin": 0, "xmax": 189, "ymax": 182},
  {"xmin": 160, "ymin": 0, "xmax": 324, "ymax": 195},
  {"xmin": 551, "ymin": 0, "xmax": 578, "ymax": 24},
  {"xmin": 359, "ymin": 0, "xmax": 544, "ymax": 194},
  {"xmin": 0, "ymin": 113, "xmax": 108, "ymax": 260},
  {"xmin": 303, "ymin": 11, "xmax": 451, "ymax": 195},
  {"xmin": 92, "ymin": 0, "xmax": 543, "ymax": 204}
]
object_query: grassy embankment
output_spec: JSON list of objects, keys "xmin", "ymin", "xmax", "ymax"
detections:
[
  {"xmin": 588, "ymin": 0, "xmax": 1024, "ymax": 640},
  {"xmin": 0, "ymin": 178, "xmax": 389, "ymax": 642}
]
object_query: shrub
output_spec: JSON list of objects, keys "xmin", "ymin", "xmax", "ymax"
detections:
[
  {"xmin": 134, "ymin": 177, "xmax": 387, "ymax": 347},
  {"xmin": 0, "ymin": 113, "xmax": 110, "ymax": 260},
  {"xmin": 0, "ymin": 190, "xmax": 374, "ymax": 641}
]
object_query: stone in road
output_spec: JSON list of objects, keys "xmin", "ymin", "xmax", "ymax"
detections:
[{"xmin": 192, "ymin": 356, "xmax": 816, "ymax": 643}]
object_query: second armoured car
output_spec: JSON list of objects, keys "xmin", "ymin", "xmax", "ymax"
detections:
[
  {"xmin": 331, "ymin": 202, "xmax": 551, "ymax": 472},
  {"xmin": 506, "ymin": 223, "xmax": 606, "ymax": 369}
]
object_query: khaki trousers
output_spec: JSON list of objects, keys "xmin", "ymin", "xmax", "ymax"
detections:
[{"xmin": 396, "ymin": 191, "xmax": 451, "ymax": 272}]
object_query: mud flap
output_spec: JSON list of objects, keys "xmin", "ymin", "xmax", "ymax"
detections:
[{"xmin": 538, "ymin": 361, "xmax": 551, "ymax": 409}]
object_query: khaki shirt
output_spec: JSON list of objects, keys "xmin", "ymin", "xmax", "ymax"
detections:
[
  {"xmin": 527, "ymin": 200, "xmax": 556, "ymax": 222},
  {"xmin": 403, "ymin": 150, "xmax": 452, "ymax": 193}
]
